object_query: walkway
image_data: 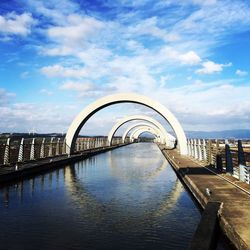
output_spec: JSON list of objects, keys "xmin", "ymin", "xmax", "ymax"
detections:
[{"xmin": 160, "ymin": 146, "xmax": 250, "ymax": 250}]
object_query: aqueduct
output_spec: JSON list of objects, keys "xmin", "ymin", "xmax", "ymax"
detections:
[{"xmin": 65, "ymin": 93, "xmax": 187, "ymax": 155}]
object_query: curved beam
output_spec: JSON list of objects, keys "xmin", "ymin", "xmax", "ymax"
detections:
[
  {"xmin": 122, "ymin": 122, "xmax": 175, "ymax": 144},
  {"xmin": 122, "ymin": 123, "xmax": 163, "ymax": 143},
  {"xmin": 130, "ymin": 126, "xmax": 160, "ymax": 142},
  {"xmin": 108, "ymin": 114, "xmax": 175, "ymax": 147},
  {"xmin": 65, "ymin": 93, "xmax": 187, "ymax": 155}
]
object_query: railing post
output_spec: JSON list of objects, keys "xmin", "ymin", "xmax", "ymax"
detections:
[
  {"xmin": 81, "ymin": 139, "xmax": 84, "ymax": 151},
  {"xmin": 215, "ymin": 140, "xmax": 222, "ymax": 171},
  {"xmin": 18, "ymin": 138, "xmax": 24, "ymax": 163},
  {"xmin": 225, "ymin": 144, "xmax": 233, "ymax": 174},
  {"xmin": 87, "ymin": 138, "xmax": 90, "ymax": 149},
  {"xmin": 188, "ymin": 139, "xmax": 192, "ymax": 156},
  {"xmin": 62, "ymin": 138, "xmax": 66, "ymax": 154},
  {"xmin": 48, "ymin": 137, "xmax": 54, "ymax": 157},
  {"xmin": 40, "ymin": 138, "xmax": 45, "ymax": 158},
  {"xmin": 30, "ymin": 138, "xmax": 35, "ymax": 160},
  {"xmin": 197, "ymin": 139, "xmax": 202, "ymax": 161},
  {"xmin": 207, "ymin": 140, "xmax": 212, "ymax": 165},
  {"xmin": 202, "ymin": 139, "xmax": 206, "ymax": 162},
  {"xmin": 190, "ymin": 139, "xmax": 193, "ymax": 157},
  {"xmin": 56, "ymin": 138, "xmax": 60, "ymax": 155},
  {"xmin": 3, "ymin": 138, "xmax": 10, "ymax": 165},
  {"xmin": 187, "ymin": 139, "xmax": 189, "ymax": 156},
  {"xmin": 195, "ymin": 139, "xmax": 199, "ymax": 159},
  {"xmin": 238, "ymin": 140, "xmax": 246, "ymax": 182},
  {"xmin": 238, "ymin": 140, "xmax": 246, "ymax": 166}
]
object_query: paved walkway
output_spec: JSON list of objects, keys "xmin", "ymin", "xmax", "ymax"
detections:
[{"xmin": 161, "ymin": 147, "xmax": 250, "ymax": 250}]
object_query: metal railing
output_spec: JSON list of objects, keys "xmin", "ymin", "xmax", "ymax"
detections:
[
  {"xmin": 0, "ymin": 136, "xmax": 124, "ymax": 166},
  {"xmin": 186, "ymin": 139, "xmax": 250, "ymax": 184}
]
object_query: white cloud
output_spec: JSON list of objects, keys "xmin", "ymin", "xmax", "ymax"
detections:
[
  {"xmin": 196, "ymin": 60, "xmax": 232, "ymax": 74},
  {"xmin": 47, "ymin": 15, "xmax": 105, "ymax": 46},
  {"xmin": 0, "ymin": 12, "xmax": 35, "ymax": 36},
  {"xmin": 40, "ymin": 64, "xmax": 88, "ymax": 78},
  {"xmin": 0, "ymin": 102, "xmax": 77, "ymax": 133},
  {"xmin": 191, "ymin": 0, "xmax": 217, "ymax": 6},
  {"xmin": 59, "ymin": 81, "xmax": 94, "ymax": 91},
  {"xmin": 236, "ymin": 69, "xmax": 248, "ymax": 77},
  {"xmin": 26, "ymin": 0, "xmax": 79, "ymax": 25},
  {"xmin": 178, "ymin": 51, "xmax": 201, "ymax": 65},
  {"xmin": 128, "ymin": 16, "xmax": 180, "ymax": 42},
  {"xmin": 158, "ymin": 47, "xmax": 201, "ymax": 65},
  {"xmin": 40, "ymin": 89, "xmax": 53, "ymax": 95},
  {"xmin": 0, "ymin": 88, "xmax": 16, "ymax": 106}
]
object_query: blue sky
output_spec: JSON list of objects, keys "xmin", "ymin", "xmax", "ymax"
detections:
[{"xmin": 0, "ymin": 0, "xmax": 250, "ymax": 135}]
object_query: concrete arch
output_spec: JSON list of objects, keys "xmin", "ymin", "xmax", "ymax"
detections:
[
  {"xmin": 122, "ymin": 122, "xmax": 164, "ymax": 143},
  {"xmin": 122, "ymin": 122, "xmax": 176, "ymax": 145},
  {"xmin": 130, "ymin": 126, "xmax": 160, "ymax": 142},
  {"xmin": 65, "ymin": 93, "xmax": 187, "ymax": 155},
  {"xmin": 107, "ymin": 114, "xmax": 172, "ymax": 146}
]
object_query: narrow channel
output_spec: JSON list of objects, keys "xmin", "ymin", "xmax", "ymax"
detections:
[{"xmin": 0, "ymin": 143, "xmax": 203, "ymax": 250}]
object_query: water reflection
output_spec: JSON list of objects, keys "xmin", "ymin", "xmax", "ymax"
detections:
[{"xmin": 0, "ymin": 143, "xmax": 201, "ymax": 250}]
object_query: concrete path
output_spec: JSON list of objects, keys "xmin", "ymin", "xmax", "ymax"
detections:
[{"xmin": 161, "ymin": 147, "xmax": 250, "ymax": 250}]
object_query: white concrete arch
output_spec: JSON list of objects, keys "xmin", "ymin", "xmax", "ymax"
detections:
[
  {"xmin": 65, "ymin": 93, "xmax": 187, "ymax": 155},
  {"xmin": 107, "ymin": 114, "xmax": 172, "ymax": 147},
  {"xmin": 122, "ymin": 122, "xmax": 164, "ymax": 143},
  {"xmin": 122, "ymin": 122, "xmax": 176, "ymax": 145},
  {"xmin": 130, "ymin": 126, "xmax": 160, "ymax": 142}
]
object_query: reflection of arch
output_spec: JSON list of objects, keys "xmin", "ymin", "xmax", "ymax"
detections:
[
  {"xmin": 130, "ymin": 126, "xmax": 160, "ymax": 142},
  {"xmin": 65, "ymin": 93, "xmax": 187, "ymax": 155},
  {"xmin": 122, "ymin": 122, "xmax": 164, "ymax": 143},
  {"xmin": 108, "ymin": 115, "xmax": 172, "ymax": 147},
  {"xmin": 64, "ymin": 160, "xmax": 183, "ymax": 226}
]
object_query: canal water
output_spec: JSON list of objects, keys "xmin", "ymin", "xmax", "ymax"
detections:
[{"xmin": 0, "ymin": 143, "xmax": 202, "ymax": 250}]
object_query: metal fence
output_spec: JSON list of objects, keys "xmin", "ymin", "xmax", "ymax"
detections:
[
  {"xmin": 0, "ymin": 136, "xmax": 124, "ymax": 166},
  {"xmin": 186, "ymin": 139, "xmax": 250, "ymax": 184}
]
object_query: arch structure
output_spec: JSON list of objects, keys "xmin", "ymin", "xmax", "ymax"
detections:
[
  {"xmin": 130, "ymin": 126, "xmax": 160, "ymax": 143},
  {"xmin": 107, "ymin": 114, "xmax": 175, "ymax": 147},
  {"xmin": 122, "ymin": 122, "xmax": 163, "ymax": 143},
  {"xmin": 122, "ymin": 123, "xmax": 176, "ymax": 146},
  {"xmin": 65, "ymin": 93, "xmax": 187, "ymax": 155}
]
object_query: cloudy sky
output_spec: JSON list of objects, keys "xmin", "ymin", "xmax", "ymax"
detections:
[{"xmin": 0, "ymin": 0, "xmax": 250, "ymax": 135}]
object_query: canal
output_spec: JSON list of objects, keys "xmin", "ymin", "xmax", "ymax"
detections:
[{"xmin": 0, "ymin": 143, "xmax": 203, "ymax": 249}]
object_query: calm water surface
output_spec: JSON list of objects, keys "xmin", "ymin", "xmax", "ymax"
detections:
[{"xmin": 0, "ymin": 143, "xmax": 201, "ymax": 250}]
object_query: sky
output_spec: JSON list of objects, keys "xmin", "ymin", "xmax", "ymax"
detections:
[{"xmin": 0, "ymin": 0, "xmax": 250, "ymax": 135}]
